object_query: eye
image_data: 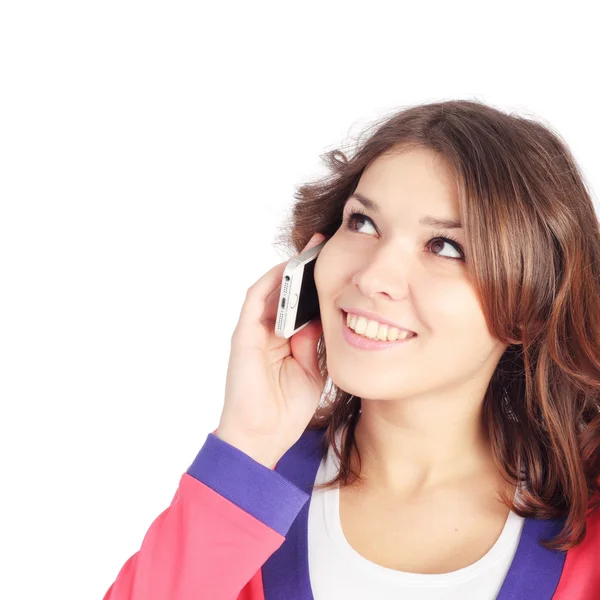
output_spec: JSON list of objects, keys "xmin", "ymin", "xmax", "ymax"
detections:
[
  {"xmin": 343, "ymin": 207, "xmax": 378, "ymax": 235},
  {"xmin": 427, "ymin": 234, "xmax": 465, "ymax": 261},
  {"xmin": 342, "ymin": 208, "xmax": 465, "ymax": 262}
]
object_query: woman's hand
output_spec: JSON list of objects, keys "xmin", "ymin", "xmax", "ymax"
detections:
[{"xmin": 216, "ymin": 232, "xmax": 327, "ymax": 468}]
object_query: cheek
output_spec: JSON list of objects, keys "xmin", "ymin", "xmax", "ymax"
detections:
[
  {"xmin": 424, "ymin": 282, "xmax": 487, "ymax": 332},
  {"xmin": 314, "ymin": 245, "xmax": 346, "ymax": 294}
]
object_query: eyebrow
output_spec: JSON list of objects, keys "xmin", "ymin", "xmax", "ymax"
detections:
[{"xmin": 348, "ymin": 192, "xmax": 463, "ymax": 230}]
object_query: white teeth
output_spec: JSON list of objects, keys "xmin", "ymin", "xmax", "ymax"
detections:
[
  {"xmin": 345, "ymin": 312, "xmax": 414, "ymax": 341},
  {"xmin": 375, "ymin": 324, "xmax": 389, "ymax": 341}
]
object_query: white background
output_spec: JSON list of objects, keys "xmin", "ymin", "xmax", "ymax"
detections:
[{"xmin": 1, "ymin": 1, "xmax": 598, "ymax": 598}]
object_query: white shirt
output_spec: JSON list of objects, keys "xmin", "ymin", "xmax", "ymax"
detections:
[{"xmin": 308, "ymin": 429, "xmax": 525, "ymax": 599}]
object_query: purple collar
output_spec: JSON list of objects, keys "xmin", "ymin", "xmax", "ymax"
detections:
[{"xmin": 262, "ymin": 427, "xmax": 566, "ymax": 599}]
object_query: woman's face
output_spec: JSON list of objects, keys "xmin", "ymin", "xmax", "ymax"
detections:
[{"xmin": 314, "ymin": 147, "xmax": 508, "ymax": 403}]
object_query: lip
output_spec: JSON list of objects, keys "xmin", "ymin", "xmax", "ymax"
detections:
[
  {"xmin": 340, "ymin": 309, "xmax": 417, "ymax": 350},
  {"xmin": 339, "ymin": 306, "xmax": 416, "ymax": 335}
]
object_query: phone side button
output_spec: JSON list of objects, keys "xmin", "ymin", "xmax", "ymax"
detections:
[{"xmin": 289, "ymin": 294, "xmax": 298, "ymax": 309}]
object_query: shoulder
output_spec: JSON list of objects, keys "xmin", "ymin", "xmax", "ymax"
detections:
[
  {"xmin": 583, "ymin": 505, "xmax": 600, "ymax": 547},
  {"xmin": 556, "ymin": 506, "xmax": 600, "ymax": 594}
]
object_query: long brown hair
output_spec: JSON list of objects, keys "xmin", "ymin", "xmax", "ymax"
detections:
[{"xmin": 272, "ymin": 99, "xmax": 600, "ymax": 551}]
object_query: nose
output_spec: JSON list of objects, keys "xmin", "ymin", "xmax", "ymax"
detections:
[{"xmin": 351, "ymin": 242, "xmax": 411, "ymax": 301}]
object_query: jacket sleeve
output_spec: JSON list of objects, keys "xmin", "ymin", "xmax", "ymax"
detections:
[{"xmin": 102, "ymin": 430, "xmax": 310, "ymax": 600}]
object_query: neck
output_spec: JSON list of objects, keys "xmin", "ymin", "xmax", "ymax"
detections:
[{"xmin": 346, "ymin": 393, "xmax": 499, "ymax": 496}]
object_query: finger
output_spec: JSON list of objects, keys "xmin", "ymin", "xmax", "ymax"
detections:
[
  {"xmin": 262, "ymin": 279, "xmax": 285, "ymax": 325},
  {"xmin": 290, "ymin": 317, "xmax": 325, "ymax": 385}
]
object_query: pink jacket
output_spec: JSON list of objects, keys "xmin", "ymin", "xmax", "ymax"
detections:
[{"xmin": 103, "ymin": 427, "xmax": 600, "ymax": 600}]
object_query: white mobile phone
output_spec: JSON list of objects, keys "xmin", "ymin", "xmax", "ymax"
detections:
[{"xmin": 274, "ymin": 240, "xmax": 327, "ymax": 339}]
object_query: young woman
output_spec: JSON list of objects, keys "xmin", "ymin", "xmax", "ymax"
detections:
[{"xmin": 103, "ymin": 99, "xmax": 600, "ymax": 599}]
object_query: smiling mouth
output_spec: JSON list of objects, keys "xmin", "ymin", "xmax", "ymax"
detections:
[
  {"xmin": 340, "ymin": 310, "xmax": 418, "ymax": 350},
  {"xmin": 341, "ymin": 309, "xmax": 417, "ymax": 341}
]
